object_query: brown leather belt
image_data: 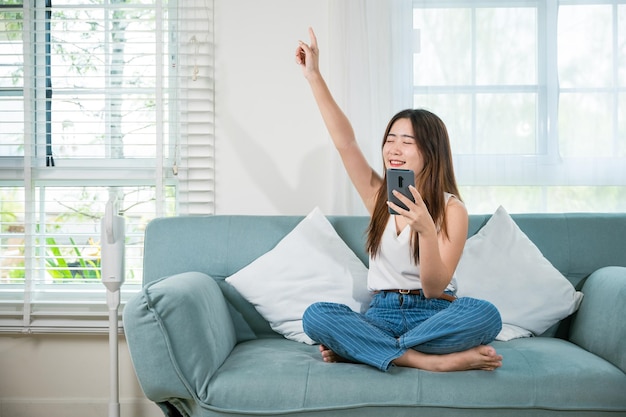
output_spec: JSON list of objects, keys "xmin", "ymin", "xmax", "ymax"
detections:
[{"xmin": 375, "ymin": 289, "xmax": 457, "ymax": 303}]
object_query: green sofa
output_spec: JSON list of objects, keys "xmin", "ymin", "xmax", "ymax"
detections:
[{"xmin": 123, "ymin": 213, "xmax": 626, "ymax": 417}]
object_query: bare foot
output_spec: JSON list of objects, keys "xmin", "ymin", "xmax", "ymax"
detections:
[
  {"xmin": 318, "ymin": 344, "xmax": 353, "ymax": 363},
  {"xmin": 392, "ymin": 345, "xmax": 503, "ymax": 372}
]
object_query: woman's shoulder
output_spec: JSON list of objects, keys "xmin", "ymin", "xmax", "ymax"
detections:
[
  {"xmin": 444, "ymin": 193, "xmax": 468, "ymax": 225},
  {"xmin": 444, "ymin": 192, "xmax": 465, "ymax": 207}
]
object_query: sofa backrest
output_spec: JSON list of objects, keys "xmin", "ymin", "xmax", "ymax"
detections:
[{"xmin": 142, "ymin": 213, "xmax": 626, "ymax": 339}]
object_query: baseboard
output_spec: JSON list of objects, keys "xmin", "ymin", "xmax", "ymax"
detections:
[{"xmin": 0, "ymin": 398, "xmax": 162, "ymax": 417}]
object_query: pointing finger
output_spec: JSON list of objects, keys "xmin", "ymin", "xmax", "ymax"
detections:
[{"xmin": 308, "ymin": 27, "xmax": 318, "ymax": 51}]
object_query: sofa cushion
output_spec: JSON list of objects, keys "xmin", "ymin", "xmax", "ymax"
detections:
[
  {"xmin": 225, "ymin": 207, "xmax": 371, "ymax": 344},
  {"xmin": 202, "ymin": 338, "xmax": 626, "ymax": 415},
  {"xmin": 456, "ymin": 206, "xmax": 584, "ymax": 340}
]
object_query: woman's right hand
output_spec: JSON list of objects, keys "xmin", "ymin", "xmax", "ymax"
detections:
[{"xmin": 295, "ymin": 27, "xmax": 320, "ymax": 80}]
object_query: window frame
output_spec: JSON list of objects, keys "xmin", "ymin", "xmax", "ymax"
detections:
[{"xmin": 411, "ymin": 0, "xmax": 626, "ymax": 191}]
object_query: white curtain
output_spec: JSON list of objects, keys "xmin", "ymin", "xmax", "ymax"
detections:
[{"xmin": 327, "ymin": 0, "xmax": 413, "ymax": 215}]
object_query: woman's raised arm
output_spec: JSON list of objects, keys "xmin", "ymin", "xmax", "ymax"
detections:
[{"xmin": 295, "ymin": 28, "xmax": 382, "ymax": 213}]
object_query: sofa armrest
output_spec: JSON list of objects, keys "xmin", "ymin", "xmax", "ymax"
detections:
[
  {"xmin": 123, "ymin": 271, "xmax": 237, "ymax": 406},
  {"xmin": 569, "ymin": 266, "xmax": 626, "ymax": 373}
]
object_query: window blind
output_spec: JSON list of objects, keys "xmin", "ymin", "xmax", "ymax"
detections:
[
  {"xmin": 0, "ymin": 0, "xmax": 215, "ymax": 333},
  {"xmin": 175, "ymin": 0, "xmax": 215, "ymax": 215}
]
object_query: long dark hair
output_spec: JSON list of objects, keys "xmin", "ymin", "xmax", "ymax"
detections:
[{"xmin": 366, "ymin": 109, "xmax": 461, "ymax": 264}]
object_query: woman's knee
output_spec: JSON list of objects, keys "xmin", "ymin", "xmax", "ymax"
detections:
[
  {"xmin": 302, "ymin": 302, "xmax": 345, "ymax": 335},
  {"xmin": 455, "ymin": 297, "xmax": 502, "ymax": 336},
  {"xmin": 472, "ymin": 298, "xmax": 502, "ymax": 339},
  {"xmin": 304, "ymin": 301, "xmax": 335, "ymax": 320}
]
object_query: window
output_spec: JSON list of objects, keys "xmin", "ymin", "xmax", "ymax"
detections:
[
  {"xmin": 412, "ymin": 0, "xmax": 626, "ymax": 213},
  {"xmin": 0, "ymin": 0, "xmax": 214, "ymax": 332}
]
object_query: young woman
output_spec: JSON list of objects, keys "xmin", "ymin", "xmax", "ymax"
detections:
[{"xmin": 296, "ymin": 28, "xmax": 503, "ymax": 372}]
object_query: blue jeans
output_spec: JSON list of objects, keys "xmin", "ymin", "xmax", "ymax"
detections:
[{"xmin": 302, "ymin": 291, "xmax": 502, "ymax": 371}]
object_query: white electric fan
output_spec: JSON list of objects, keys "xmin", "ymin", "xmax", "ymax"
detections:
[{"xmin": 101, "ymin": 195, "xmax": 125, "ymax": 417}]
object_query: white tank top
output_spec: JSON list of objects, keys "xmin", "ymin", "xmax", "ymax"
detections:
[{"xmin": 367, "ymin": 193, "xmax": 458, "ymax": 292}]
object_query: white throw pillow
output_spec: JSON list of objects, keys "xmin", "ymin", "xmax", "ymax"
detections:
[
  {"xmin": 225, "ymin": 207, "xmax": 371, "ymax": 344},
  {"xmin": 455, "ymin": 206, "xmax": 584, "ymax": 341}
]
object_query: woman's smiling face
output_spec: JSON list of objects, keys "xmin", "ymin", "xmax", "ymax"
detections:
[{"xmin": 382, "ymin": 117, "xmax": 424, "ymax": 176}]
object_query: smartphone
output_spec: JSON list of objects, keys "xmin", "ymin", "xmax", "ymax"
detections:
[{"xmin": 387, "ymin": 168, "xmax": 415, "ymax": 215}]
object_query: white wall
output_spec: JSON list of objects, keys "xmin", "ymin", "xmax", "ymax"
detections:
[
  {"xmin": 0, "ymin": 2, "xmax": 337, "ymax": 416},
  {"xmin": 214, "ymin": 0, "xmax": 355, "ymax": 215},
  {"xmin": 0, "ymin": 334, "xmax": 161, "ymax": 417}
]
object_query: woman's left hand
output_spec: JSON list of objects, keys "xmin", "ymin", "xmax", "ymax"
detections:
[{"xmin": 388, "ymin": 186, "xmax": 437, "ymax": 236}]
